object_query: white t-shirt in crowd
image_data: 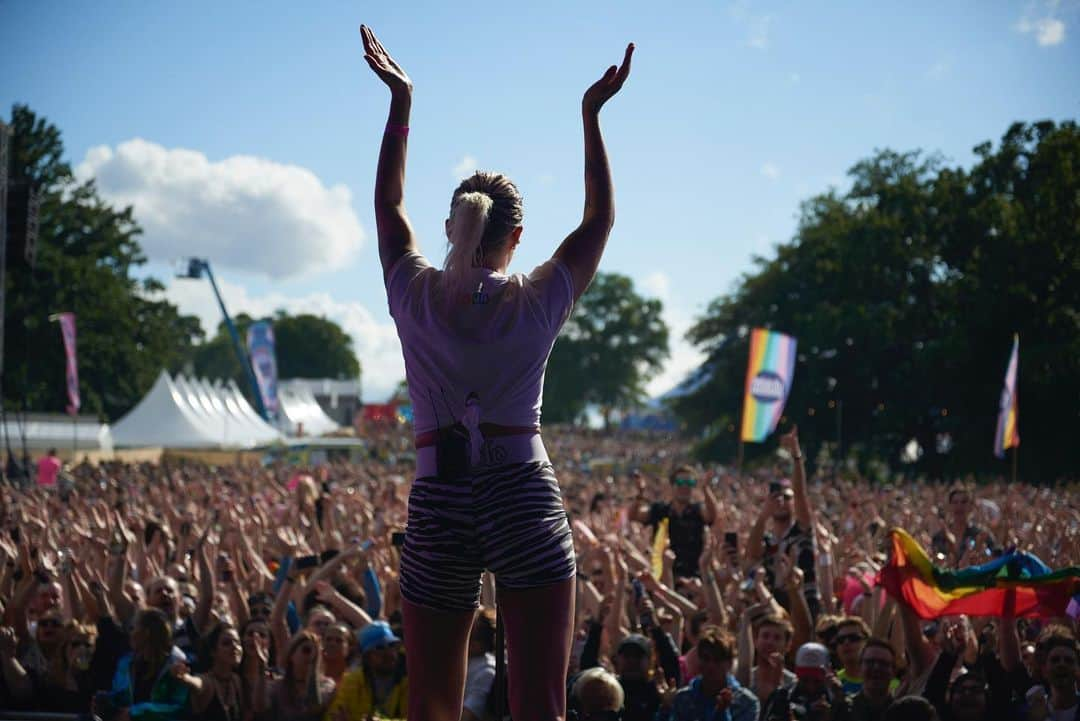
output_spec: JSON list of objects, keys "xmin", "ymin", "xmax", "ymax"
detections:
[
  {"xmin": 386, "ymin": 251, "xmax": 575, "ymax": 434},
  {"xmin": 462, "ymin": 652, "xmax": 497, "ymax": 716}
]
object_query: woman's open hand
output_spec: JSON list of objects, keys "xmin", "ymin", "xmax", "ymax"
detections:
[
  {"xmin": 360, "ymin": 25, "xmax": 412, "ymax": 96},
  {"xmin": 583, "ymin": 43, "xmax": 634, "ymax": 115}
]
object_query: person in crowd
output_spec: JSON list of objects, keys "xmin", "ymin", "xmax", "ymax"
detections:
[
  {"xmin": 36, "ymin": 448, "xmax": 62, "ymax": 489},
  {"xmin": 930, "ymin": 486, "xmax": 996, "ymax": 567},
  {"xmin": 360, "ymin": 20, "xmax": 633, "ymax": 721},
  {"xmin": 760, "ymin": 642, "xmax": 839, "ymax": 721},
  {"xmin": 1025, "ymin": 633, "xmax": 1079, "ymax": 721},
  {"xmin": 739, "ymin": 612, "xmax": 797, "ymax": 704},
  {"xmin": 320, "ymin": 622, "xmax": 353, "ymax": 684},
  {"xmin": 462, "ymin": 608, "xmax": 497, "ymax": 721},
  {"xmin": 630, "ymin": 466, "xmax": 718, "ymax": 578},
  {"xmin": 748, "ymin": 428, "xmax": 821, "ymax": 619},
  {"xmin": 325, "ymin": 620, "xmax": 407, "ymax": 720},
  {"xmin": 259, "ymin": 630, "xmax": 335, "ymax": 721},
  {"xmin": 668, "ymin": 626, "xmax": 758, "ymax": 721},
  {"xmin": 571, "ymin": 667, "xmax": 625, "ymax": 721},
  {"xmin": 172, "ymin": 622, "xmax": 254, "ymax": 721},
  {"xmin": 237, "ymin": 618, "xmax": 275, "ymax": 716},
  {"xmin": 834, "ymin": 638, "xmax": 898, "ymax": 721},
  {"xmin": 884, "ymin": 696, "xmax": 939, "ymax": 721},
  {"xmin": 833, "ymin": 617, "xmax": 873, "ymax": 694},
  {"xmin": 101, "ymin": 608, "xmax": 189, "ymax": 721}
]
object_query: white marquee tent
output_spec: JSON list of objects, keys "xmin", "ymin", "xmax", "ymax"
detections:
[
  {"xmin": 111, "ymin": 371, "xmax": 283, "ymax": 449},
  {"xmin": 277, "ymin": 382, "xmax": 340, "ymax": 437}
]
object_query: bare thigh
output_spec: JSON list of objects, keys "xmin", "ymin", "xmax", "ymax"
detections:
[
  {"xmin": 403, "ymin": 596, "xmax": 476, "ymax": 721},
  {"xmin": 497, "ymin": 576, "xmax": 576, "ymax": 721}
]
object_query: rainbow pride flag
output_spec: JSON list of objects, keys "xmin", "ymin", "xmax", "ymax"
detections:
[
  {"xmin": 994, "ymin": 334, "xmax": 1020, "ymax": 459},
  {"xmin": 878, "ymin": 529, "xmax": 1080, "ymax": 619},
  {"xmin": 740, "ymin": 328, "xmax": 797, "ymax": 442}
]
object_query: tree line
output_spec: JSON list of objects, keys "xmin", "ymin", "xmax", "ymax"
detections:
[{"xmin": 5, "ymin": 104, "xmax": 1077, "ymax": 478}]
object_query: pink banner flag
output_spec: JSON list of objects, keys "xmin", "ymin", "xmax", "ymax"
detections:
[{"xmin": 57, "ymin": 312, "xmax": 80, "ymax": 416}]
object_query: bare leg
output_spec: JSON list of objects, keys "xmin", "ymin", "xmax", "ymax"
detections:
[
  {"xmin": 497, "ymin": 576, "xmax": 576, "ymax": 721},
  {"xmin": 403, "ymin": 596, "xmax": 476, "ymax": 721}
]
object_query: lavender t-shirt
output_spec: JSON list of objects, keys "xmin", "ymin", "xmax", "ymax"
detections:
[{"xmin": 386, "ymin": 251, "xmax": 575, "ymax": 435}]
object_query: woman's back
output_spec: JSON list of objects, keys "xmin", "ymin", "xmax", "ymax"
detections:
[{"xmin": 388, "ymin": 252, "xmax": 575, "ymax": 432}]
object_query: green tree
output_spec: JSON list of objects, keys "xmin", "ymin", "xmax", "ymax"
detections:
[
  {"xmin": 190, "ymin": 312, "xmax": 361, "ymax": 398},
  {"xmin": 672, "ymin": 121, "xmax": 1080, "ymax": 480},
  {"xmin": 3, "ymin": 105, "xmax": 203, "ymax": 420},
  {"xmin": 544, "ymin": 273, "xmax": 669, "ymax": 426}
]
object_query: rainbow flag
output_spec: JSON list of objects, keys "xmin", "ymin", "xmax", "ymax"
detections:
[
  {"xmin": 878, "ymin": 529, "xmax": 1080, "ymax": 619},
  {"xmin": 994, "ymin": 334, "xmax": 1020, "ymax": 459},
  {"xmin": 740, "ymin": 328, "xmax": 797, "ymax": 442}
]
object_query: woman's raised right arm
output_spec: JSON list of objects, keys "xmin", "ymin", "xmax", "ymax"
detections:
[{"xmin": 360, "ymin": 25, "xmax": 418, "ymax": 280}]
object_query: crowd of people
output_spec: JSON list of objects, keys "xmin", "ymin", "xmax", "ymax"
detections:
[{"xmin": 0, "ymin": 424, "xmax": 1077, "ymax": 720}]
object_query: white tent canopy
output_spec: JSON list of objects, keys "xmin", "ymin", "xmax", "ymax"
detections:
[
  {"xmin": 277, "ymin": 381, "xmax": 340, "ymax": 437},
  {"xmin": 1, "ymin": 415, "xmax": 113, "ymax": 454},
  {"xmin": 112, "ymin": 371, "xmax": 283, "ymax": 449}
]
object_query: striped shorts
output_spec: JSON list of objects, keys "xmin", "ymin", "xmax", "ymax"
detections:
[{"xmin": 399, "ymin": 460, "xmax": 577, "ymax": 612}]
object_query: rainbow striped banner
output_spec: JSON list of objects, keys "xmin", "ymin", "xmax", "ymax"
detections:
[
  {"xmin": 993, "ymin": 334, "xmax": 1020, "ymax": 459},
  {"xmin": 879, "ymin": 528, "xmax": 1080, "ymax": 619},
  {"xmin": 740, "ymin": 328, "xmax": 797, "ymax": 442}
]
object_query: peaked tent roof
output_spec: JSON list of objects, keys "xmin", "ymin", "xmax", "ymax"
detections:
[
  {"xmin": 278, "ymin": 381, "xmax": 340, "ymax": 437},
  {"xmin": 111, "ymin": 371, "xmax": 283, "ymax": 449}
]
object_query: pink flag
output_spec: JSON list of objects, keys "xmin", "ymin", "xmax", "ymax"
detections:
[{"xmin": 57, "ymin": 312, "xmax": 80, "ymax": 416}]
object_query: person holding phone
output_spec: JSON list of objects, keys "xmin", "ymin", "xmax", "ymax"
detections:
[
  {"xmin": 629, "ymin": 466, "xmax": 719, "ymax": 579},
  {"xmin": 360, "ymin": 24, "xmax": 633, "ymax": 721},
  {"xmin": 747, "ymin": 426, "xmax": 822, "ymax": 620}
]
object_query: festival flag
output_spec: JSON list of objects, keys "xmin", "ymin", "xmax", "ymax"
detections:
[
  {"xmin": 878, "ymin": 528, "xmax": 1080, "ymax": 619},
  {"xmin": 740, "ymin": 328, "xmax": 797, "ymax": 442},
  {"xmin": 55, "ymin": 312, "xmax": 80, "ymax": 416},
  {"xmin": 246, "ymin": 321, "xmax": 280, "ymax": 418},
  {"xmin": 994, "ymin": 334, "xmax": 1020, "ymax": 459}
]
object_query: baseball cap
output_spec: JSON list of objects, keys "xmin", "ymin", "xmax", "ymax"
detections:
[
  {"xmin": 795, "ymin": 642, "xmax": 830, "ymax": 679},
  {"xmin": 359, "ymin": 621, "xmax": 401, "ymax": 653},
  {"xmin": 617, "ymin": 634, "xmax": 651, "ymax": 656}
]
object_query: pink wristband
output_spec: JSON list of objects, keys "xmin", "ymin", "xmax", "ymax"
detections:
[{"xmin": 385, "ymin": 123, "xmax": 409, "ymax": 139}]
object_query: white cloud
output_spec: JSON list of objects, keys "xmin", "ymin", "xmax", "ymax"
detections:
[
  {"xmin": 760, "ymin": 162, "xmax": 781, "ymax": 180},
  {"xmin": 76, "ymin": 139, "xmax": 364, "ymax": 279},
  {"xmin": 728, "ymin": 0, "xmax": 774, "ymax": 49},
  {"xmin": 646, "ymin": 303, "xmax": 706, "ymax": 399},
  {"xmin": 162, "ymin": 278, "xmax": 404, "ymax": 403},
  {"xmin": 631, "ymin": 271, "xmax": 705, "ymax": 398},
  {"xmin": 641, "ymin": 271, "xmax": 670, "ymax": 300},
  {"xmin": 452, "ymin": 155, "xmax": 478, "ymax": 178},
  {"xmin": 1015, "ymin": 2, "xmax": 1067, "ymax": 45}
]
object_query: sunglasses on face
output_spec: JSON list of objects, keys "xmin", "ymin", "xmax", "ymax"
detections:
[
  {"xmin": 70, "ymin": 640, "xmax": 92, "ymax": 649},
  {"xmin": 835, "ymin": 633, "xmax": 866, "ymax": 646},
  {"xmin": 39, "ymin": 618, "xmax": 63, "ymax": 629},
  {"xmin": 952, "ymin": 684, "xmax": 985, "ymax": 696},
  {"xmin": 370, "ymin": 641, "xmax": 398, "ymax": 652},
  {"xmin": 324, "ymin": 636, "xmax": 349, "ymax": 645},
  {"xmin": 673, "ymin": 477, "xmax": 697, "ymax": 487}
]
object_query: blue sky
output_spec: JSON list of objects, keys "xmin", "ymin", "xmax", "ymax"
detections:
[{"xmin": 3, "ymin": 0, "xmax": 1077, "ymax": 402}]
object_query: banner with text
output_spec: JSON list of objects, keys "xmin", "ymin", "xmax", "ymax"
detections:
[
  {"xmin": 247, "ymin": 320, "xmax": 280, "ymax": 418},
  {"xmin": 740, "ymin": 328, "xmax": 797, "ymax": 442}
]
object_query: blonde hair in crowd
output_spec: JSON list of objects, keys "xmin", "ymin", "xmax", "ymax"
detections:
[{"xmin": 443, "ymin": 171, "xmax": 524, "ymax": 304}]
